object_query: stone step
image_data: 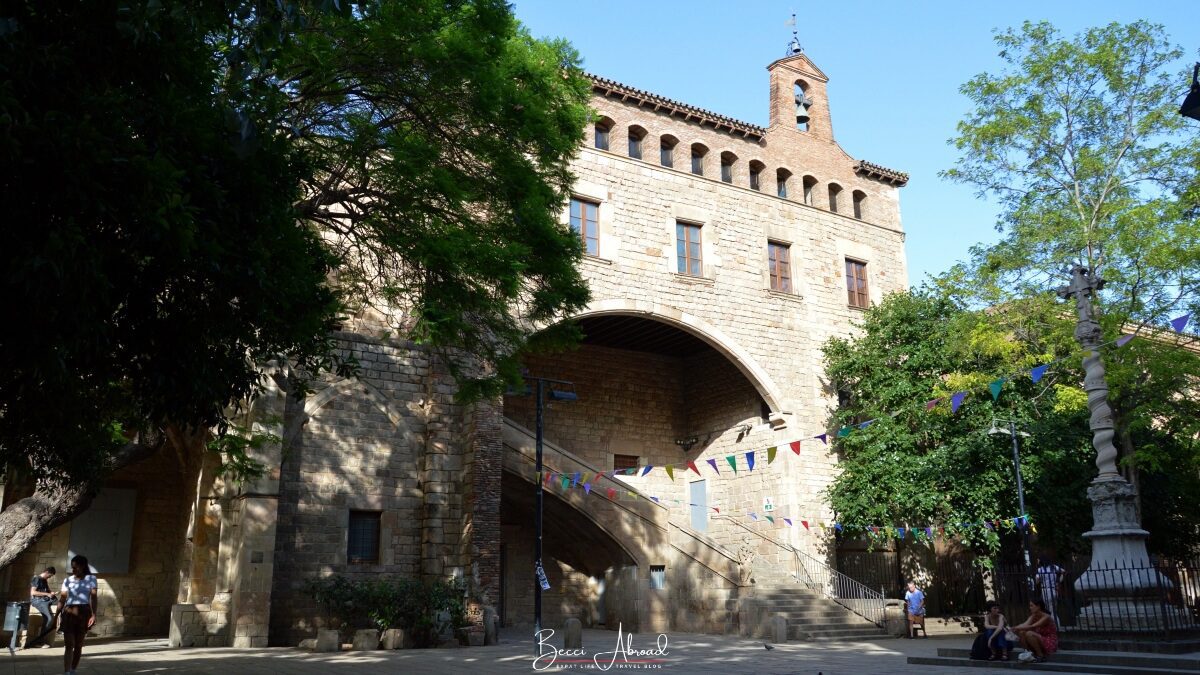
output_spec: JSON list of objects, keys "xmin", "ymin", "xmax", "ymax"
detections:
[
  {"xmin": 777, "ymin": 609, "xmax": 870, "ymax": 620},
  {"xmin": 908, "ymin": 655, "xmax": 1193, "ymax": 675},
  {"xmin": 791, "ymin": 626, "xmax": 890, "ymax": 640},
  {"xmin": 939, "ymin": 649, "xmax": 1200, "ymax": 672}
]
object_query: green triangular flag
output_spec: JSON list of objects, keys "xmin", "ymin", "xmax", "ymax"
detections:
[
  {"xmin": 726, "ymin": 455, "xmax": 738, "ymax": 474},
  {"xmin": 989, "ymin": 378, "xmax": 1004, "ymax": 401},
  {"xmin": 767, "ymin": 446, "xmax": 777, "ymax": 464},
  {"xmin": 561, "ymin": 476, "xmax": 569, "ymax": 489},
  {"xmin": 765, "ymin": 516, "xmax": 775, "ymax": 524},
  {"xmin": 665, "ymin": 465, "xmax": 675, "ymax": 481},
  {"xmin": 837, "ymin": 426, "xmax": 851, "ymax": 438}
]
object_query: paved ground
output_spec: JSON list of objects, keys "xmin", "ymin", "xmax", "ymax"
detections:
[{"xmin": 2, "ymin": 629, "xmax": 979, "ymax": 675}]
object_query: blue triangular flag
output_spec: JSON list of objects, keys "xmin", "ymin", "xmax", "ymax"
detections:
[
  {"xmin": 746, "ymin": 451, "xmax": 755, "ymax": 471},
  {"xmin": 1116, "ymin": 334, "xmax": 1134, "ymax": 347},
  {"xmin": 1031, "ymin": 364, "xmax": 1048, "ymax": 383},
  {"xmin": 749, "ymin": 512, "xmax": 758, "ymax": 521},
  {"xmin": 1171, "ymin": 313, "xmax": 1191, "ymax": 333},
  {"xmin": 951, "ymin": 391, "xmax": 967, "ymax": 413},
  {"xmin": 784, "ymin": 518, "xmax": 793, "ymax": 526},
  {"xmin": 641, "ymin": 465, "xmax": 653, "ymax": 477},
  {"xmin": 815, "ymin": 433, "xmax": 828, "ymax": 444}
]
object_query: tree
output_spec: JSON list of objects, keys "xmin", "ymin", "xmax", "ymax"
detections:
[
  {"xmin": 0, "ymin": 0, "xmax": 592, "ymax": 568},
  {"xmin": 938, "ymin": 21, "xmax": 1200, "ymax": 550},
  {"xmin": 824, "ymin": 292, "xmax": 1099, "ymax": 558}
]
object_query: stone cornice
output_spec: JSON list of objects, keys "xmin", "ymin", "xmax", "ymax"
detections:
[
  {"xmin": 588, "ymin": 73, "xmax": 766, "ymax": 142},
  {"xmin": 854, "ymin": 160, "xmax": 909, "ymax": 186}
]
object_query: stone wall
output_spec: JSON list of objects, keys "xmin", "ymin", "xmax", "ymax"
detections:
[{"xmin": 2, "ymin": 449, "xmax": 194, "ymax": 638}]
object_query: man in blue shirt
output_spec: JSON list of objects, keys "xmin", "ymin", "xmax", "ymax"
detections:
[{"xmin": 905, "ymin": 581, "xmax": 926, "ymax": 638}]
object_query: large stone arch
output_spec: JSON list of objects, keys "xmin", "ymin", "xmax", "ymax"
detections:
[
  {"xmin": 282, "ymin": 376, "xmax": 420, "ymax": 449},
  {"xmin": 573, "ymin": 298, "xmax": 790, "ymax": 415}
]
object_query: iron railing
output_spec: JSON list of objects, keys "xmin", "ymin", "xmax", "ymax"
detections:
[
  {"xmin": 712, "ymin": 515, "xmax": 887, "ymax": 627},
  {"xmin": 794, "ymin": 547, "xmax": 888, "ymax": 627},
  {"xmin": 990, "ymin": 558, "xmax": 1200, "ymax": 640}
]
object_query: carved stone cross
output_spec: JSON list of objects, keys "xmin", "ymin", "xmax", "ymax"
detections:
[{"xmin": 1056, "ymin": 266, "xmax": 1121, "ymax": 480}]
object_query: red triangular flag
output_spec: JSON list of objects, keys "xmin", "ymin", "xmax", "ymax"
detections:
[
  {"xmin": 801, "ymin": 520, "xmax": 810, "ymax": 530},
  {"xmin": 789, "ymin": 440, "xmax": 801, "ymax": 455},
  {"xmin": 606, "ymin": 487, "xmax": 616, "ymax": 500},
  {"xmin": 687, "ymin": 460, "xmax": 701, "ymax": 476}
]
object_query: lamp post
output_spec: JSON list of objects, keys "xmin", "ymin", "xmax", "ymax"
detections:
[
  {"xmin": 525, "ymin": 376, "xmax": 576, "ymax": 647},
  {"xmin": 988, "ymin": 418, "xmax": 1033, "ymax": 575}
]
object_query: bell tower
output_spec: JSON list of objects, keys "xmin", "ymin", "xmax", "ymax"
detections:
[{"xmin": 767, "ymin": 27, "xmax": 834, "ymax": 142}]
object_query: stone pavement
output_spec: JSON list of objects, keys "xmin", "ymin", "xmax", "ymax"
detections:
[{"xmin": 1, "ymin": 629, "xmax": 988, "ymax": 675}]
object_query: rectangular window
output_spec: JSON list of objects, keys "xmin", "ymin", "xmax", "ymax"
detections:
[
  {"xmin": 768, "ymin": 242, "xmax": 791, "ymax": 293},
  {"xmin": 660, "ymin": 142, "xmax": 673, "ymax": 167},
  {"xmin": 348, "ymin": 511, "xmax": 382, "ymax": 564},
  {"xmin": 749, "ymin": 169, "xmax": 761, "ymax": 191},
  {"xmin": 777, "ymin": 180, "xmax": 788, "ymax": 199},
  {"xmin": 649, "ymin": 565, "xmax": 667, "ymax": 590},
  {"xmin": 691, "ymin": 152, "xmax": 703, "ymax": 176},
  {"xmin": 846, "ymin": 259, "xmax": 869, "ymax": 308},
  {"xmin": 613, "ymin": 453, "xmax": 640, "ymax": 471},
  {"xmin": 676, "ymin": 222, "xmax": 702, "ymax": 277},
  {"xmin": 720, "ymin": 162, "xmax": 733, "ymax": 183},
  {"xmin": 628, "ymin": 134, "xmax": 642, "ymax": 160},
  {"xmin": 594, "ymin": 125, "xmax": 609, "ymax": 151},
  {"xmin": 689, "ymin": 480, "xmax": 708, "ymax": 532},
  {"xmin": 570, "ymin": 198, "xmax": 600, "ymax": 256}
]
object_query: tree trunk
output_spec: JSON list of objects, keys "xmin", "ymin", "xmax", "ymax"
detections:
[{"xmin": 0, "ymin": 438, "xmax": 163, "ymax": 570}]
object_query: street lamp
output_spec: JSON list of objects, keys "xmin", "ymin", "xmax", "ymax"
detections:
[
  {"xmin": 524, "ymin": 376, "xmax": 576, "ymax": 648},
  {"xmin": 1181, "ymin": 63, "xmax": 1200, "ymax": 121},
  {"xmin": 988, "ymin": 418, "xmax": 1034, "ymax": 574}
]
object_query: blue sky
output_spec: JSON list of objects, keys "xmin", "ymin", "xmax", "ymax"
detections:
[{"xmin": 512, "ymin": 0, "xmax": 1200, "ymax": 287}]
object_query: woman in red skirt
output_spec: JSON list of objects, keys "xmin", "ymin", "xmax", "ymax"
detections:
[{"xmin": 1011, "ymin": 598, "xmax": 1058, "ymax": 662}]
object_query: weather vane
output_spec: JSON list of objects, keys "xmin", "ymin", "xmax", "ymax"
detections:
[{"xmin": 785, "ymin": 11, "xmax": 802, "ymax": 55}]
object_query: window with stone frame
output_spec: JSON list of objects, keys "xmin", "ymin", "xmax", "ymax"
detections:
[
  {"xmin": 690, "ymin": 143, "xmax": 707, "ymax": 176},
  {"xmin": 660, "ymin": 135, "xmax": 677, "ymax": 168},
  {"xmin": 845, "ymin": 258, "xmax": 869, "ymax": 309},
  {"xmin": 594, "ymin": 119, "xmax": 612, "ymax": 151},
  {"xmin": 676, "ymin": 221, "xmax": 702, "ymax": 277},
  {"xmin": 768, "ymin": 241, "xmax": 792, "ymax": 293},
  {"xmin": 828, "ymin": 183, "xmax": 843, "ymax": 213},
  {"xmin": 628, "ymin": 126, "xmax": 646, "ymax": 160},
  {"xmin": 748, "ymin": 160, "xmax": 765, "ymax": 191},
  {"xmin": 852, "ymin": 190, "xmax": 867, "ymax": 220},
  {"xmin": 570, "ymin": 197, "xmax": 600, "ymax": 256},
  {"xmin": 613, "ymin": 453, "xmax": 640, "ymax": 471},
  {"xmin": 348, "ymin": 510, "xmax": 382, "ymax": 564}
]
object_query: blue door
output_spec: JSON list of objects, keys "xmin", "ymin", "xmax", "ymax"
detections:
[{"xmin": 689, "ymin": 480, "xmax": 708, "ymax": 532}]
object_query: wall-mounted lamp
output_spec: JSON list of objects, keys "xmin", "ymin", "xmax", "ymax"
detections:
[
  {"xmin": 1182, "ymin": 62, "xmax": 1200, "ymax": 121},
  {"xmin": 674, "ymin": 437, "xmax": 699, "ymax": 452}
]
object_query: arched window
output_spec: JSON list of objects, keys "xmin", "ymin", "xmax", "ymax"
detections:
[
  {"xmin": 748, "ymin": 160, "xmax": 766, "ymax": 191},
  {"xmin": 828, "ymin": 183, "xmax": 843, "ymax": 213},
  {"xmin": 660, "ymin": 135, "xmax": 678, "ymax": 168},
  {"xmin": 628, "ymin": 125, "xmax": 647, "ymax": 160},
  {"xmin": 720, "ymin": 151, "xmax": 738, "ymax": 184},
  {"xmin": 794, "ymin": 81, "xmax": 812, "ymax": 132},
  {"xmin": 802, "ymin": 175, "xmax": 817, "ymax": 206},
  {"xmin": 776, "ymin": 169, "xmax": 793, "ymax": 199},
  {"xmin": 852, "ymin": 190, "xmax": 867, "ymax": 220},
  {"xmin": 594, "ymin": 117, "xmax": 613, "ymax": 151},
  {"xmin": 690, "ymin": 143, "xmax": 708, "ymax": 176}
]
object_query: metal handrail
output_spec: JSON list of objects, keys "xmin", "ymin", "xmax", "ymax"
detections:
[
  {"xmin": 793, "ymin": 547, "xmax": 887, "ymax": 627},
  {"xmin": 713, "ymin": 515, "xmax": 886, "ymax": 627}
]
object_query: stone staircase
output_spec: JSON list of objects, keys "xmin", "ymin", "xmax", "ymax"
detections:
[
  {"xmin": 909, "ymin": 647, "xmax": 1200, "ymax": 674},
  {"xmin": 751, "ymin": 584, "xmax": 891, "ymax": 641}
]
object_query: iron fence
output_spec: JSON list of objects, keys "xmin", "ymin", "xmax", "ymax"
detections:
[{"xmin": 989, "ymin": 557, "xmax": 1200, "ymax": 640}]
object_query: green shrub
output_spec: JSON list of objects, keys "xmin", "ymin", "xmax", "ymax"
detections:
[{"xmin": 303, "ymin": 575, "xmax": 466, "ymax": 647}]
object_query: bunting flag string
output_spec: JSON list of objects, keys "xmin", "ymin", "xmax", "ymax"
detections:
[{"xmin": 537, "ymin": 462, "xmax": 1034, "ymax": 540}]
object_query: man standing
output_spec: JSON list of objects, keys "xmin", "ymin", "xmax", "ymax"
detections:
[
  {"xmin": 905, "ymin": 581, "xmax": 926, "ymax": 638},
  {"xmin": 1036, "ymin": 557, "xmax": 1065, "ymax": 624}
]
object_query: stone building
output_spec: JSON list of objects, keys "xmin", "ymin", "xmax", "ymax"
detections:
[{"xmin": 0, "ymin": 45, "xmax": 908, "ymax": 647}]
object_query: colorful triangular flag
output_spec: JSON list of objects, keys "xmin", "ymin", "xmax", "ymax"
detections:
[
  {"xmin": 789, "ymin": 440, "xmax": 801, "ymax": 455},
  {"xmin": 687, "ymin": 460, "xmax": 701, "ymax": 476},
  {"xmin": 1031, "ymin": 364, "xmax": 1048, "ymax": 383},
  {"xmin": 925, "ymin": 398, "xmax": 941, "ymax": 411},
  {"xmin": 641, "ymin": 465, "xmax": 653, "ymax": 477},
  {"xmin": 749, "ymin": 512, "xmax": 758, "ymax": 521},
  {"xmin": 726, "ymin": 455, "xmax": 738, "ymax": 474},
  {"xmin": 706, "ymin": 458, "xmax": 719, "ymax": 475},
  {"xmin": 951, "ymin": 391, "xmax": 967, "ymax": 413},
  {"xmin": 801, "ymin": 520, "xmax": 810, "ymax": 530},
  {"xmin": 1170, "ymin": 313, "xmax": 1191, "ymax": 333},
  {"xmin": 784, "ymin": 518, "xmax": 793, "ymax": 526},
  {"xmin": 1116, "ymin": 334, "xmax": 1134, "ymax": 347},
  {"xmin": 989, "ymin": 378, "xmax": 1004, "ymax": 402},
  {"xmin": 665, "ymin": 465, "xmax": 675, "ymax": 481},
  {"xmin": 858, "ymin": 419, "xmax": 875, "ymax": 430},
  {"xmin": 765, "ymin": 515, "xmax": 775, "ymax": 524},
  {"xmin": 583, "ymin": 483, "xmax": 591, "ymax": 494},
  {"xmin": 815, "ymin": 433, "xmax": 828, "ymax": 444},
  {"xmin": 607, "ymin": 487, "xmax": 616, "ymax": 500},
  {"xmin": 746, "ymin": 451, "xmax": 755, "ymax": 471},
  {"xmin": 767, "ymin": 446, "xmax": 777, "ymax": 464}
]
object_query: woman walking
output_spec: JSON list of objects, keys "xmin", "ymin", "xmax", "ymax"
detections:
[{"xmin": 58, "ymin": 555, "xmax": 98, "ymax": 675}]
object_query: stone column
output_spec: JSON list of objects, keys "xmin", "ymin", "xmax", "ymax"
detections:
[
  {"xmin": 463, "ymin": 398, "xmax": 503, "ymax": 628},
  {"xmin": 1057, "ymin": 266, "xmax": 1181, "ymax": 631}
]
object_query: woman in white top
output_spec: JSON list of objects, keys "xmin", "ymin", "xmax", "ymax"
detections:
[{"xmin": 58, "ymin": 555, "xmax": 97, "ymax": 675}]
